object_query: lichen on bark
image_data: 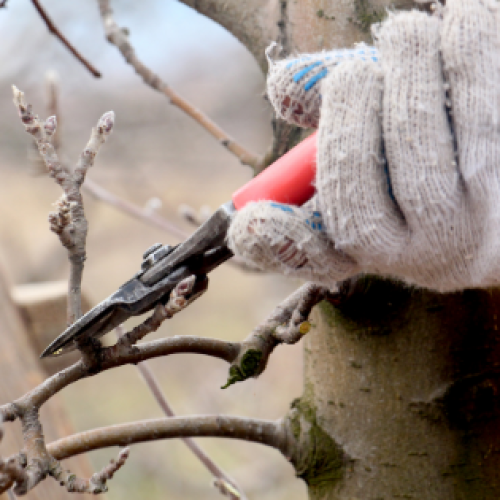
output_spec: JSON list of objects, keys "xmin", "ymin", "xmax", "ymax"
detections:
[{"xmin": 285, "ymin": 385, "xmax": 346, "ymax": 497}]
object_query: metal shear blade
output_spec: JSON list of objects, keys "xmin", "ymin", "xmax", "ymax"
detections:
[
  {"xmin": 41, "ymin": 202, "xmax": 236, "ymax": 358},
  {"xmin": 41, "ymin": 265, "xmax": 194, "ymax": 357}
]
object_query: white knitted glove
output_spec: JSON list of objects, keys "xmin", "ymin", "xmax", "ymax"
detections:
[{"xmin": 228, "ymin": 0, "xmax": 500, "ymax": 292}]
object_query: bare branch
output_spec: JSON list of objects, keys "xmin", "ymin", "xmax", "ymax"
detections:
[
  {"xmin": 84, "ymin": 178, "xmax": 189, "ymax": 239},
  {"xmin": 12, "ymin": 86, "xmax": 114, "ymax": 324},
  {"xmin": 117, "ymin": 275, "xmax": 208, "ymax": 347},
  {"xmin": 73, "ymin": 111, "xmax": 114, "ymax": 186},
  {"xmin": 0, "ymin": 408, "xmax": 130, "ymax": 495},
  {"xmin": 50, "ymin": 447, "xmax": 130, "ymax": 493},
  {"xmin": 13, "ymin": 409, "xmax": 50, "ymax": 494},
  {"xmin": 0, "ymin": 336, "xmax": 239, "ymax": 420},
  {"xmin": 223, "ymin": 283, "xmax": 331, "ymax": 388},
  {"xmin": 31, "ymin": 0, "xmax": 101, "ymax": 77},
  {"xmin": 0, "ymin": 281, "xmax": 329, "ymax": 421},
  {"xmin": 0, "ymin": 282, "xmax": 326, "ymax": 494},
  {"xmin": 272, "ymin": 283, "xmax": 328, "ymax": 343},
  {"xmin": 97, "ymin": 0, "xmax": 263, "ymax": 171},
  {"xmin": 47, "ymin": 416, "xmax": 288, "ymax": 461}
]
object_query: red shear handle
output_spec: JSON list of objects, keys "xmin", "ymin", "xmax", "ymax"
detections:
[{"xmin": 232, "ymin": 132, "xmax": 317, "ymax": 210}]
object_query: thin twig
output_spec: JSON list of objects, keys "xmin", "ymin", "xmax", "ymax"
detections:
[
  {"xmin": 50, "ymin": 448, "xmax": 130, "ymax": 493},
  {"xmin": 84, "ymin": 177, "xmax": 189, "ymax": 239},
  {"xmin": 31, "ymin": 0, "xmax": 101, "ymax": 77},
  {"xmin": 116, "ymin": 275, "xmax": 208, "ymax": 347},
  {"xmin": 97, "ymin": 0, "xmax": 263, "ymax": 171}
]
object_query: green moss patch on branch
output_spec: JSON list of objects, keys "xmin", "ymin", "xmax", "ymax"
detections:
[{"xmin": 221, "ymin": 349, "xmax": 263, "ymax": 389}]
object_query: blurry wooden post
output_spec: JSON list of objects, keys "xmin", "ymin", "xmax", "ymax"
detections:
[
  {"xmin": 0, "ymin": 265, "xmax": 95, "ymax": 500},
  {"xmin": 11, "ymin": 281, "xmax": 89, "ymax": 376},
  {"xmin": 182, "ymin": 1, "xmax": 500, "ymax": 497}
]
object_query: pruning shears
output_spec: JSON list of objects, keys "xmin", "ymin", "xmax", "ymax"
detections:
[{"xmin": 41, "ymin": 133, "xmax": 318, "ymax": 358}]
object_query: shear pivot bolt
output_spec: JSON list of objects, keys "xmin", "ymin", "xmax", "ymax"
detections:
[{"xmin": 142, "ymin": 243, "xmax": 163, "ymax": 260}]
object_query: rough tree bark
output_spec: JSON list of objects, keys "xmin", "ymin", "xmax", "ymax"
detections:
[{"xmin": 183, "ymin": 0, "xmax": 500, "ymax": 498}]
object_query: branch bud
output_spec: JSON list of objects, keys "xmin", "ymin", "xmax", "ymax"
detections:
[
  {"xmin": 44, "ymin": 116, "xmax": 57, "ymax": 137},
  {"xmin": 98, "ymin": 111, "xmax": 115, "ymax": 135}
]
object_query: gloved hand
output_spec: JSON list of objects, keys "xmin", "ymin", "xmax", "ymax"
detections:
[{"xmin": 227, "ymin": 0, "xmax": 500, "ymax": 292}]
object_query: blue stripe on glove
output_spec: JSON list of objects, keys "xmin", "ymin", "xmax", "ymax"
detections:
[{"xmin": 286, "ymin": 46, "xmax": 379, "ymax": 92}]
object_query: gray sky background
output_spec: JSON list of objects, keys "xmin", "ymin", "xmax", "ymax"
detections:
[
  {"xmin": 0, "ymin": 0, "xmax": 258, "ymax": 87},
  {"xmin": 0, "ymin": 0, "xmax": 271, "ymax": 155}
]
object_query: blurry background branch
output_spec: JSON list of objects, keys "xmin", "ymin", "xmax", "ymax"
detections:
[
  {"xmin": 97, "ymin": 0, "xmax": 263, "ymax": 172},
  {"xmin": 31, "ymin": 0, "xmax": 101, "ymax": 77}
]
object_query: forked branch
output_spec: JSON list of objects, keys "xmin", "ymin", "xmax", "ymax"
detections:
[{"xmin": 12, "ymin": 86, "xmax": 114, "ymax": 325}]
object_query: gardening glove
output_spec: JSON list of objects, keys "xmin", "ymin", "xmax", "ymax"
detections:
[{"xmin": 227, "ymin": 0, "xmax": 500, "ymax": 292}]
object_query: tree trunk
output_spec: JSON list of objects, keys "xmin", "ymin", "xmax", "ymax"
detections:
[
  {"xmin": 186, "ymin": 0, "xmax": 500, "ymax": 497},
  {"xmin": 302, "ymin": 279, "xmax": 500, "ymax": 498}
]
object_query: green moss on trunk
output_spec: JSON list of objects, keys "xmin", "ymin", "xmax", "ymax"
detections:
[{"xmin": 287, "ymin": 386, "xmax": 346, "ymax": 496}]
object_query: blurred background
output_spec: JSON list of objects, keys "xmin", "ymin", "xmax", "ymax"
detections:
[{"xmin": 0, "ymin": 1, "xmax": 307, "ymax": 499}]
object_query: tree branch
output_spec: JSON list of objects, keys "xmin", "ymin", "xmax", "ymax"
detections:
[
  {"xmin": 223, "ymin": 282, "xmax": 331, "ymax": 388},
  {"xmin": 0, "ymin": 278, "xmax": 332, "ymax": 423},
  {"xmin": 50, "ymin": 447, "xmax": 129, "ymax": 493},
  {"xmin": 96, "ymin": 0, "xmax": 263, "ymax": 171},
  {"xmin": 179, "ymin": 0, "xmax": 279, "ymax": 73},
  {"xmin": 31, "ymin": 0, "xmax": 101, "ymax": 77},
  {"xmin": 12, "ymin": 86, "xmax": 114, "ymax": 325},
  {"xmin": 46, "ymin": 416, "xmax": 288, "ymax": 461},
  {"xmin": 0, "ymin": 280, "xmax": 327, "ymax": 494},
  {"xmin": 84, "ymin": 178, "xmax": 189, "ymax": 239},
  {"xmin": 0, "ymin": 336, "xmax": 239, "ymax": 421}
]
